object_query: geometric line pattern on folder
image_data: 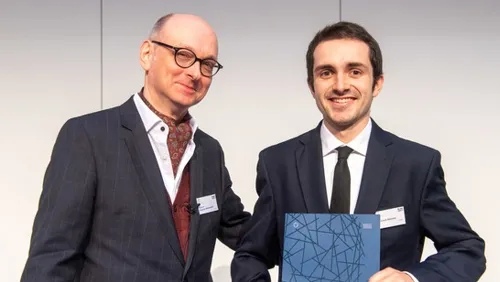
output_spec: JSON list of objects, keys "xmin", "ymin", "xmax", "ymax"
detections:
[{"xmin": 282, "ymin": 213, "xmax": 378, "ymax": 282}]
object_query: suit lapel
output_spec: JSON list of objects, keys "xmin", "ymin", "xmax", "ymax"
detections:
[
  {"xmin": 183, "ymin": 134, "xmax": 205, "ymax": 276},
  {"xmin": 295, "ymin": 123, "xmax": 330, "ymax": 213},
  {"xmin": 119, "ymin": 97, "xmax": 185, "ymax": 265},
  {"xmin": 354, "ymin": 121, "xmax": 394, "ymax": 214}
]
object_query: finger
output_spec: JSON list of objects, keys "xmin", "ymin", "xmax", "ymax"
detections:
[
  {"xmin": 368, "ymin": 267, "xmax": 395, "ymax": 282},
  {"xmin": 386, "ymin": 273, "xmax": 409, "ymax": 282},
  {"xmin": 378, "ymin": 272, "xmax": 411, "ymax": 282}
]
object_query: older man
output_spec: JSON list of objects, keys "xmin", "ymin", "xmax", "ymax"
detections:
[{"xmin": 21, "ymin": 13, "xmax": 250, "ymax": 282}]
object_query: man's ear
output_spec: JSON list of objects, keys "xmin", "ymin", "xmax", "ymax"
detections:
[
  {"xmin": 139, "ymin": 40, "xmax": 154, "ymax": 71},
  {"xmin": 372, "ymin": 74, "xmax": 384, "ymax": 98}
]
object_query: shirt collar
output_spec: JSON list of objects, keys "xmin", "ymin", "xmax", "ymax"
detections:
[
  {"xmin": 133, "ymin": 92, "xmax": 198, "ymax": 137},
  {"xmin": 320, "ymin": 119, "xmax": 372, "ymax": 157}
]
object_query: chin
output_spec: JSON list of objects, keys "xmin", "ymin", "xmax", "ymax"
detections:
[
  {"xmin": 335, "ymin": 121, "xmax": 355, "ymax": 130},
  {"xmin": 328, "ymin": 116, "xmax": 356, "ymax": 129},
  {"xmin": 173, "ymin": 97, "xmax": 200, "ymax": 108}
]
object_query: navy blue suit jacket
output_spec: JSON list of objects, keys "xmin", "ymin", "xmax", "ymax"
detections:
[
  {"xmin": 231, "ymin": 120, "xmax": 485, "ymax": 282},
  {"xmin": 21, "ymin": 96, "xmax": 250, "ymax": 282}
]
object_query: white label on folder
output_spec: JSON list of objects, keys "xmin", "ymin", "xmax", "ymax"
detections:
[
  {"xmin": 376, "ymin": 206, "xmax": 406, "ymax": 229},
  {"xmin": 196, "ymin": 194, "xmax": 218, "ymax": 215}
]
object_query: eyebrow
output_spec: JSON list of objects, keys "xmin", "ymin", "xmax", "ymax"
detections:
[
  {"xmin": 314, "ymin": 62, "xmax": 369, "ymax": 72},
  {"xmin": 177, "ymin": 44, "xmax": 218, "ymax": 61},
  {"xmin": 346, "ymin": 62, "xmax": 368, "ymax": 69},
  {"xmin": 314, "ymin": 64, "xmax": 332, "ymax": 72}
]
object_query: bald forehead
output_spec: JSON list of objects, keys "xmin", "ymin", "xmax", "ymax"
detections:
[
  {"xmin": 158, "ymin": 14, "xmax": 219, "ymax": 58},
  {"xmin": 163, "ymin": 14, "xmax": 214, "ymax": 33}
]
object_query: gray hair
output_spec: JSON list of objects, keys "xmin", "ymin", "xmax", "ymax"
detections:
[{"xmin": 148, "ymin": 13, "xmax": 175, "ymax": 39}]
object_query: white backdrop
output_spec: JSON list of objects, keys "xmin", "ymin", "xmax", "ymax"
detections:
[{"xmin": 1, "ymin": 1, "xmax": 498, "ymax": 281}]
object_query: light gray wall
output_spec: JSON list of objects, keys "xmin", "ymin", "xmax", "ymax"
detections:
[
  {"xmin": 1, "ymin": 1, "xmax": 498, "ymax": 281},
  {"xmin": 0, "ymin": 1, "xmax": 101, "ymax": 281}
]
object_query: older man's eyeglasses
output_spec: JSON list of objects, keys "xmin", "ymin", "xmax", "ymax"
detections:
[{"xmin": 151, "ymin": 40, "xmax": 223, "ymax": 77}]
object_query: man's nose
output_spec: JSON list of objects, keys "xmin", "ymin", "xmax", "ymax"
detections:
[
  {"xmin": 186, "ymin": 60, "xmax": 201, "ymax": 80},
  {"xmin": 333, "ymin": 73, "xmax": 350, "ymax": 94}
]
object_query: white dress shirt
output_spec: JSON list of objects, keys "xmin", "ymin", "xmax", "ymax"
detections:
[
  {"xmin": 320, "ymin": 119, "xmax": 418, "ymax": 282},
  {"xmin": 133, "ymin": 93, "xmax": 198, "ymax": 202},
  {"xmin": 321, "ymin": 119, "xmax": 372, "ymax": 213}
]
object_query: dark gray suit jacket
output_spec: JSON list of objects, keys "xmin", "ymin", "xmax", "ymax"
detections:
[
  {"xmin": 21, "ymin": 96, "xmax": 251, "ymax": 282},
  {"xmin": 231, "ymin": 120, "xmax": 486, "ymax": 282}
]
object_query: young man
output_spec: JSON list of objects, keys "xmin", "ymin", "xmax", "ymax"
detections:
[{"xmin": 231, "ymin": 21, "xmax": 486, "ymax": 282}]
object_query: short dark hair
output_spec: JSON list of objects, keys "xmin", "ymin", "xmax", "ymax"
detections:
[{"xmin": 306, "ymin": 21, "xmax": 383, "ymax": 90}]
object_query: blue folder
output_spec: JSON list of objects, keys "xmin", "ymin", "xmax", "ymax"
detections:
[{"xmin": 281, "ymin": 213, "xmax": 380, "ymax": 282}]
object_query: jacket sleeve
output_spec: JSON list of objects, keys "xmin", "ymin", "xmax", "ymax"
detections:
[
  {"xmin": 21, "ymin": 119, "xmax": 97, "ymax": 282},
  {"xmin": 406, "ymin": 151, "xmax": 486, "ymax": 281},
  {"xmin": 231, "ymin": 152, "xmax": 280, "ymax": 282}
]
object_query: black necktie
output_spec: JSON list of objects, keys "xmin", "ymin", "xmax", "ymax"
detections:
[{"xmin": 330, "ymin": 146, "xmax": 353, "ymax": 213}]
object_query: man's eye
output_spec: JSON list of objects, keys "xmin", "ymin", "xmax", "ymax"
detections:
[
  {"xmin": 351, "ymin": 69, "xmax": 362, "ymax": 76},
  {"xmin": 320, "ymin": 70, "xmax": 332, "ymax": 77}
]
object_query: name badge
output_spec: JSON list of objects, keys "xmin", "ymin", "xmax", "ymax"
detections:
[
  {"xmin": 196, "ymin": 194, "xmax": 219, "ymax": 215},
  {"xmin": 376, "ymin": 206, "xmax": 406, "ymax": 229}
]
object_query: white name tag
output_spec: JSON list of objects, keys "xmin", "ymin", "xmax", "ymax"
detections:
[
  {"xmin": 376, "ymin": 206, "xmax": 406, "ymax": 229},
  {"xmin": 196, "ymin": 194, "xmax": 219, "ymax": 215}
]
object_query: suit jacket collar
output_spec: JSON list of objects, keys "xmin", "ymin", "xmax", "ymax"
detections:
[
  {"xmin": 296, "ymin": 121, "xmax": 330, "ymax": 213},
  {"xmin": 183, "ymin": 136, "xmax": 205, "ymax": 276},
  {"xmin": 354, "ymin": 119, "xmax": 394, "ymax": 214},
  {"xmin": 296, "ymin": 119, "xmax": 394, "ymax": 214},
  {"xmin": 119, "ymin": 96, "xmax": 208, "ymax": 269},
  {"xmin": 119, "ymin": 96, "xmax": 185, "ymax": 264}
]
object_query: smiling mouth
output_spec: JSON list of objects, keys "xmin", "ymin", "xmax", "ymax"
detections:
[
  {"xmin": 178, "ymin": 83, "xmax": 196, "ymax": 92},
  {"xmin": 328, "ymin": 97, "xmax": 356, "ymax": 104}
]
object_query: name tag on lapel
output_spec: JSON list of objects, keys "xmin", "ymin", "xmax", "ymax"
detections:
[
  {"xmin": 196, "ymin": 194, "xmax": 219, "ymax": 215},
  {"xmin": 376, "ymin": 206, "xmax": 406, "ymax": 229}
]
